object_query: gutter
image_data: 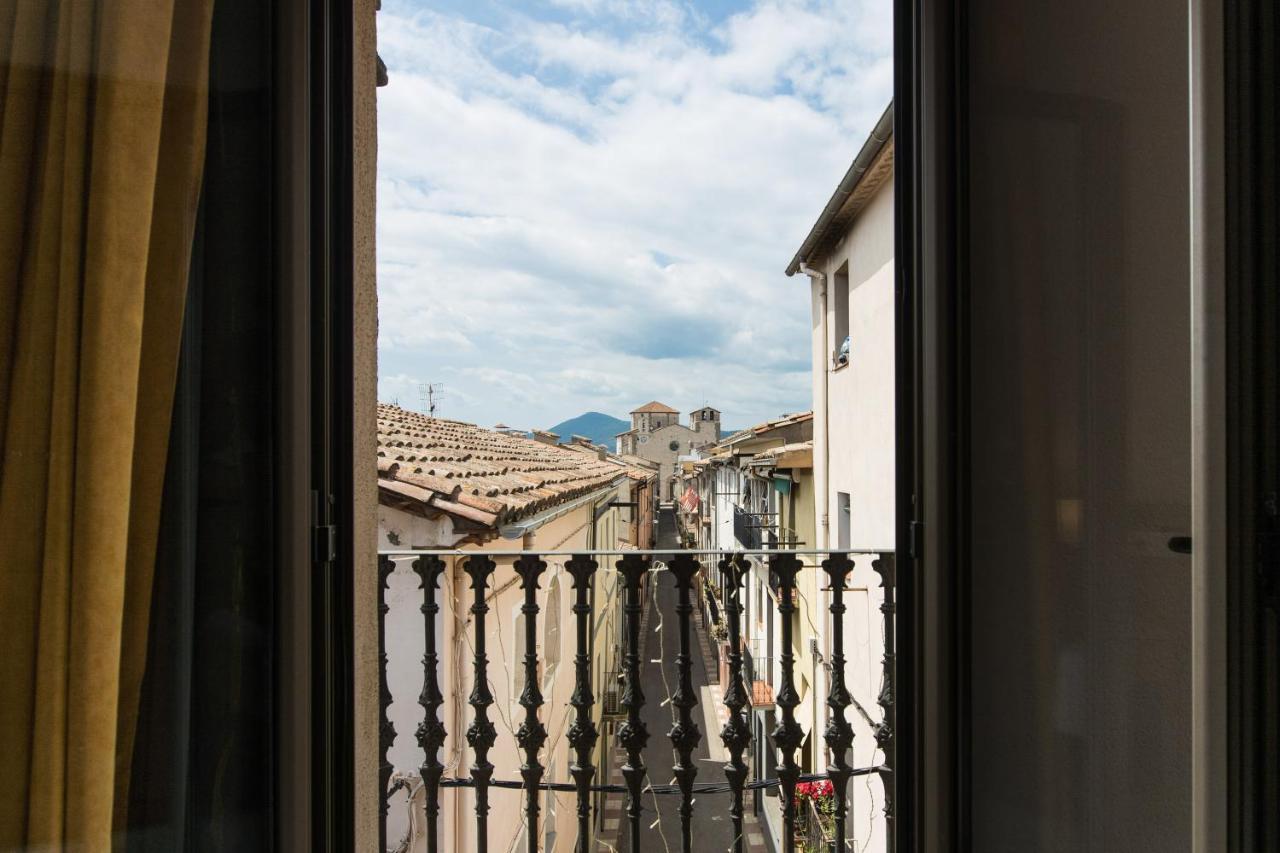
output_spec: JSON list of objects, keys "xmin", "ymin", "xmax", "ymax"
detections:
[
  {"xmin": 784, "ymin": 102, "xmax": 894, "ymax": 276},
  {"xmin": 799, "ymin": 265, "xmax": 831, "ymax": 546},
  {"xmin": 498, "ymin": 477, "xmax": 628, "ymax": 540}
]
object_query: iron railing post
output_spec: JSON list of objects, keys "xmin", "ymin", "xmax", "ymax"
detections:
[
  {"xmin": 378, "ymin": 555, "xmax": 396, "ymax": 853},
  {"xmin": 873, "ymin": 552, "xmax": 897, "ymax": 852},
  {"xmin": 720, "ymin": 555, "xmax": 752, "ymax": 853},
  {"xmin": 668, "ymin": 554, "xmax": 703, "ymax": 853},
  {"xmin": 616, "ymin": 553, "xmax": 651, "ymax": 853},
  {"xmin": 769, "ymin": 553, "xmax": 804, "ymax": 852},
  {"xmin": 565, "ymin": 556, "xmax": 600, "ymax": 852},
  {"xmin": 514, "ymin": 555, "xmax": 548, "ymax": 852},
  {"xmin": 413, "ymin": 556, "xmax": 447, "ymax": 853},
  {"xmin": 464, "ymin": 556, "xmax": 498, "ymax": 853},
  {"xmin": 822, "ymin": 553, "xmax": 856, "ymax": 853}
]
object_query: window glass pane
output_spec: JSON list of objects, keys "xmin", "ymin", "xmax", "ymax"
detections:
[{"xmin": 966, "ymin": 1, "xmax": 1192, "ymax": 849}]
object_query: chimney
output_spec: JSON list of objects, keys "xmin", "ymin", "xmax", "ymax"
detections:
[{"xmin": 531, "ymin": 429, "xmax": 560, "ymax": 446}]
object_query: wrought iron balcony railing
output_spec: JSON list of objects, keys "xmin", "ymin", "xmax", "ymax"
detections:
[
  {"xmin": 802, "ymin": 792, "xmax": 838, "ymax": 853},
  {"xmin": 377, "ymin": 548, "xmax": 896, "ymax": 853},
  {"xmin": 732, "ymin": 506, "xmax": 762, "ymax": 549}
]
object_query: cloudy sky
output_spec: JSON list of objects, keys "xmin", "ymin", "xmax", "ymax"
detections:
[{"xmin": 376, "ymin": 0, "xmax": 892, "ymax": 431}]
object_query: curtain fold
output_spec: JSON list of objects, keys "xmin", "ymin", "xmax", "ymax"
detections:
[{"xmin": 0, "ymin": 0, "xmax": 214, "ymax": 848}]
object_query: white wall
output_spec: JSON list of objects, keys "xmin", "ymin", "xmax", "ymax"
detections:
[
  {"xmin": 821, "ymin": 182, "xmax": 896, "ymax": 552},
  {"xmin": 378, "ymin": 503, "xmax": 460, "ymax": 550},
  {"xmin": 804, "ymin": 167, "xmax": 895, "ymax": 853}
]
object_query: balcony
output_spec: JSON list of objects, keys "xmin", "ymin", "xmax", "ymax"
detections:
[
  {"xmin": 742, "ymin": 637, "xmax": 776, "ymax": 708},
  {"xmin": 378, "ymin": 548, "xmax": 896, "ymax": 852},
  {"xmin": 732, "ymin": 506, "xmax": 761, "ymax": 550}
]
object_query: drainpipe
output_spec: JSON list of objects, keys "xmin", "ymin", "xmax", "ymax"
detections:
[{"xmin": 799, "ymin": 263, "xmax": 830, "ymax": 548}]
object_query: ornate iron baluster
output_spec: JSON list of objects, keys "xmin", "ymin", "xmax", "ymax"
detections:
[
  {"xmin": 514, "ymin": 555, "xmax": 548, "ymax": 852},
  {"xmin": 616, "ymin": 553, "xmax": 651, "ymax": 853},
  {"xmin": 668, "ymin": 554, "xmax": 702, "ymax": 853},
  {"xmin": 464, "ymin": 555, "xmax": 498, "ymax": 853},
  {"xmin": 378, "ymin": 555, "xmax": 396, "ymax": 853},
  {"xmin": 414, "ymin": 556, "xmax": 448, "ymax": 853},
  {"xmin": 873, "ymin": 553, "xmax": 896, "ymax": 852},
  {"xmin": 565, "ymin": 555, "xmax": 599, "ymax": 852},
  {"xmin": 769, "ymin": 553, "xmax": 804, "ymax": 853},
  {"xmin": 719, "ymin": 555, "xmax": 752, "ymax": 853},
  {"xmin": 821, "ymin": 553, "xmax": 855, "ymax": 852}
]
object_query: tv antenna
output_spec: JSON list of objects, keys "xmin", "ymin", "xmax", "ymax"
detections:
[{"xmin": 419, "ymin": 383, "xmax": 444, "ymax": 418}]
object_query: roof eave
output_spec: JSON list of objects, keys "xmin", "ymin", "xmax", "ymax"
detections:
[
  {"xmin": 498, "ymin": 477, "xmax": 627, "ymax": 540},
  {"xmin": 785, "ymin": 102, "xmax": 894, "ymax": 277}
]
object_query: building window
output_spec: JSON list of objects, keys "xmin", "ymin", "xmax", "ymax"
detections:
[
  {"xmin": 513, "ymin": 605, "xmax": 528, "ymax": 694},
  {"xmin": 543, "ymin": 575, "xmax": 562, "ymax": 669},
  {"xmin": 833, "ymin": 262, "xmax": 850, "ymax": 366},
  {"xmin": 837, "ymin": 491, "xmax": 851, "ymax": 550}
]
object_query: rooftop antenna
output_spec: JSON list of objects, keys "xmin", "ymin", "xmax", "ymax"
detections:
[{"xmin": 419, "ymin": 382, "xmax": 444, "ymax": 418}]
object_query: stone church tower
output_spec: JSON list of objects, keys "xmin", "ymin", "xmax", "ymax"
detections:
[{"xmin": 617, "ymin": 401, "xmax": 721, "ymax": 501}]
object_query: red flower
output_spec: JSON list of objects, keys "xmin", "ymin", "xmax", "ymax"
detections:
[{"xmin": 793, "ymin": 779, "xmax": 836, "ymax": 807}]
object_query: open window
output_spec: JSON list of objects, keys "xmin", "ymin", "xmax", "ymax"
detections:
[
  {"xmin": 897, "ymin": 0, "xmax": 1275, "ymax": 849},
  {"xmin": 833, "ymin": 262, "xmax": 851, "ymax": 367}
]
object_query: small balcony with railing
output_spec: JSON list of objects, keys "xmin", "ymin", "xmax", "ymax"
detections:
[{"xmin": 377, "ymin": 548, "xmax": 896, "ymax": 853}]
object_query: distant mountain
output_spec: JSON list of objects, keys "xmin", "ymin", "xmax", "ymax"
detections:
[{"xmin": 546, "ymin": 412, "xmax": 630, "ymax": 448}]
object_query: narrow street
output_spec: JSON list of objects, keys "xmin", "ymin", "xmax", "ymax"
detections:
[{"xmin": 618, "ymin": 507, "xmax": 734, "ymax": 852}]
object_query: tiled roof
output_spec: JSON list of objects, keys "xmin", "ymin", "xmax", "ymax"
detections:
[
  {"xmin": 619, "ymin": 454, "xmax": 659, "ymax": 471},
  {"xmin": 717, "ymin": 411, "xmax": 814, "ymax": 449},
  {"xmin": 630, "ymin": 400, "xmax": 679, "ymax": 414},
  {"xmin": 377, "ymin": 404, "xmax": 631, "ymax": 530},
  {"xmin": 750, "ymin": 440, "xmax": 814, "ymax": 460},
  {"xmin": 748, "ymin": 440, "xmax": 813, "ymax": 470},
  {"xmin": 560, "ymin": 442, "xmax": 657, "ymax": 482}
]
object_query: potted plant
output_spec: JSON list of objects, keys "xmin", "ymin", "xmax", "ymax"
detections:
[
  {"xmin": 794, "ymin": 779, "xmax": 837, "ymax": 852},
  {"xmin": 704, "ymin": 619, "xmax": 727, "ymax": 684}
]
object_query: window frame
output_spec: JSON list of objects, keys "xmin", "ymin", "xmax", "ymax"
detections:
[
  {"xmin": 833, "ymin": 262, "xmax": 851, "ymax": 368},
  {"xmin": 897, "ymin": 1, "xmax": 1260, "ymax": 852},
  {"xmin": 272, "ymin": 0, "xmax": 358, "ymax": 849}
]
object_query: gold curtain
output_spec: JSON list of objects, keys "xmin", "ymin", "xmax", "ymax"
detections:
[{"xmin": 0, "ymin": 0, "xmax": 214, "ymax": 848}]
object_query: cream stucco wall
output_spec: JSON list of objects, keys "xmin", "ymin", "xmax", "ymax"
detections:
[{"xmin": 354, "ymin": 0, "xmax": 380, "ymax": 848}]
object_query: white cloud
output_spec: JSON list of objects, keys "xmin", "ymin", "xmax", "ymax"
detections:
[{"xmin": 376, "ymin": 0, "xmax": 891, "ymax": 428}]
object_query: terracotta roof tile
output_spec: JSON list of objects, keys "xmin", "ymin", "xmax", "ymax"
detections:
[
  {"xmin": 629, "ymin": 400, "xmax": 678, "ymax": 414},
  {"xmin": 376, "ymin": 403, "xmax": 636, "ymax": 530},
  {"xmin": 715, "ymin": 411, "xmax": 814, "ymax": 449}
]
